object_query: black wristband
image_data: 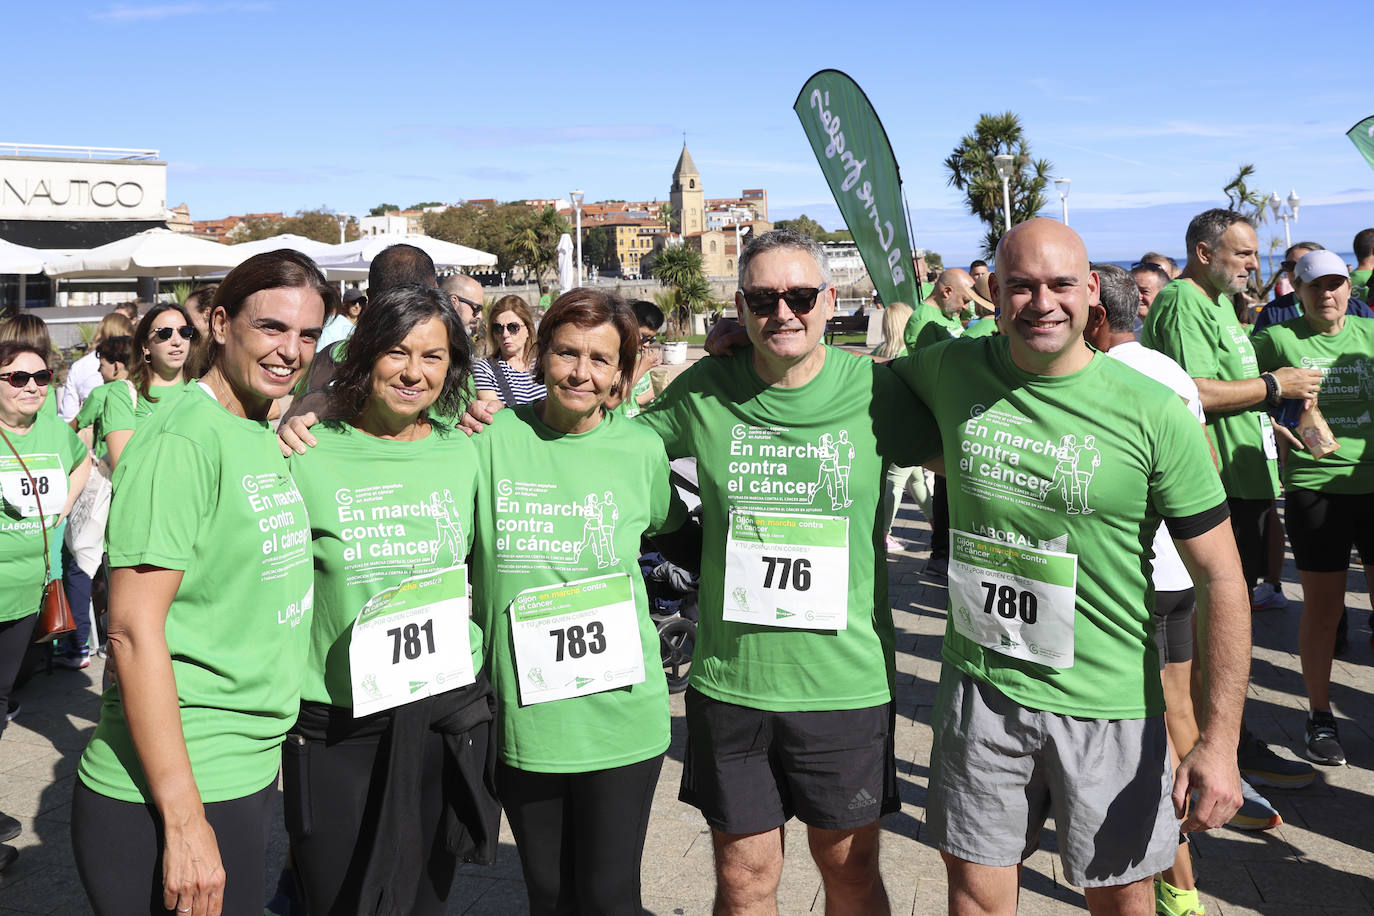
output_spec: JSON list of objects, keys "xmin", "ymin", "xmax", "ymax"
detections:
[{"xmin": 1260, "ymin": 372, "xmax": 1280, "ymax": 406}]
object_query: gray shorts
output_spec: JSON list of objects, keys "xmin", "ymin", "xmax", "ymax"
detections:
[{"xmin": 926, "ymin": 668, "xmax": 1179, "ymax": 889}]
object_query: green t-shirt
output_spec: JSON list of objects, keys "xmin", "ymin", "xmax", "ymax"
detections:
[
  {"xmin": 75, "ymin": 381, "xmax": 126, "ymax": 461},
  {"xmin": 902, "ymin": 302, "xmax": 949, "ymax": 355},
  {"xmin": 912, "ymin": 309, "xmax": 963, "ymax": 350},
  {"xmin": 0, "ymin": 411, "xmax": 85, "ymax": 622},
  {"xmin": 471, "ymin": 406, "xmax": 685, "ymax": 772},
  {"xmin": 1253, "ymin": 316, "xmax": 1374, "ymax": 494},
  {"xmin": 1350, "ymin": 268, "xmax": 1371, "ymax": 302},
  {"xmin": 79, "ymin": 385, "xmax": 315, "ymax": 804},
  {"xmin": 890, "ymin": 337, "xmax": 1225, "ymax": 718},
  {"xmin": 639, "ymin": 347, "xmax": 940, "ymax": 712},
  {"xmin": 1142, "ymin": 279, "xmax": 1279, "ymax": 499},
  {"xmin": 962, "ymin": 316, "xmax": 998, "ymax": 338},
  {"xmin": 618, "ymin": 373, "xmax": 654, "ymax": 418},
  {"xmin": 290, "ymin": 421, "xmax": 482, "ymax": 707},
  {"xmin": 100, "ymin": 378, "xmax": 192, "ymax": 436}
]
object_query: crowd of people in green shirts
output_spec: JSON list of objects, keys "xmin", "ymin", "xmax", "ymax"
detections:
[{"xmin": 0, "ymin": 215, "xmax": 1369, "ymax": 916}]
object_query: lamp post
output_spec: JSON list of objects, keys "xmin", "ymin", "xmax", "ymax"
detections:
[
  {"xmin": 993, "ymin": 154, "xmax": 1015, "ymax": 233},
  {"xmin": 1268, "ymin": 189, "xmax": 1299, "ymax": 249},
  {"xmin": 1054, "ymin": 177, "xmax": 1071, "ymax": 226},
  {"xmin": 570, "ymin": 189, "xmax": 585, "ymax": 287},
  {"xmin": 335, "ymin": 213, "xmax": 349, "ymax": 244}
]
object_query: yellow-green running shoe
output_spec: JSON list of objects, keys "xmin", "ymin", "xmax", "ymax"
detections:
[{"xmin": 1155, "ymin": 878, "xmax": 1205, "ymax": 916}]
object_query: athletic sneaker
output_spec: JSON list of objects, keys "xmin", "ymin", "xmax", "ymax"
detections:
[
  {"xmin": 1228, "ymin": 778, "xmax": 1282, "ymax": 831},
  {"xmin": 885, "ymin": 535, "xmax": 904, "ymax": 553},
  {"xmin": 1238, "ymin": 732, "xmax": 1315, "ymax": 788},
  {"xmin": 1304, "ymin": 711, "xmax": 1346, "ymax": 766},
  {"xmin": 0, "ymin": 812, "xmax": 19, "ymax": 844},
  {"xmin": 54, "ymin": 651, "xmax": 90, "ymax": 670},
  {"xmin": 1155, "ymin": 877, "xmax": 1205, "ymax": 915},
  {"xmin": 925, "ymin": 551, "xmax": 948, "ymax": 580},
  {"xmin": 1250, "ymin": 582, "xmax": 1288, "ymax": 611},
  {"xmin": 3, "ymin": 699, "xmax": 16, "ymax": 723}
]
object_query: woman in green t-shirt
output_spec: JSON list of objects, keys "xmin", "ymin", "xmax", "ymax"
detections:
[
  {"xmin": 283, "ymin": 284, "xmax": 499, "ymax": 914},
  {"xmin": 0, "ymin": 341, "xmax": 90, "ymax": 872},
  {"xmin": 102, "ymin": 303, "xmax": 197, "ymax": 469},
  {"xmin": 73, "ymin": 251, "xmax": 327, "ymax": 916},
  {"xmin": 471, "ymin": 289, "xmax": 686, "ymax": 916},
  {"xmin": 1253, "ymin": 250, "xmax": 1374, "ymax": 769}
]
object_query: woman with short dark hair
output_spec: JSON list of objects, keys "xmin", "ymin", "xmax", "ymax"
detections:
[
  {"xmin": 283, "ymin": 284, "xmax": 499, "ymax": 914},
  {"xmin": 73, "ymin": 250, "xmax": 327, "ymax": 916},
  {"xmin": 471, "ymin": 288, "xmax": 686, "ymax": 915}
]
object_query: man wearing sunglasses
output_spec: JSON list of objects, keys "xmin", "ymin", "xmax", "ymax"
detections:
[
  {"xmin": 892, "ymin": 218, "xmax": 1250, "ymax": 915},
  {"xmin": 638, "ymin": 229, "xmax": 940, "ymax": 915},
  {"xmin": 439, "ymin": 273, "xmax": 484, "ymax": 339}
]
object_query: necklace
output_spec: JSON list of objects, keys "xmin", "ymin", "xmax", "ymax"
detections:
[{"xmin": 208, "ymin": 371, "xmax": 242, "ymax": 418}]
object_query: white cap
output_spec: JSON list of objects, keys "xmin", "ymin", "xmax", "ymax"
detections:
[{"xmin": 1295, "ymin": 250, "xmax": 1350, "ymax": 283}]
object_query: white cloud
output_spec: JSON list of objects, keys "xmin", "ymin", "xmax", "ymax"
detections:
[{"xmin": 91, "ymin": 2, "xmax": 268, "ymax": 22}]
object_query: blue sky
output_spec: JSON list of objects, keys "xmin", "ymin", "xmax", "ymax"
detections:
[{"xmin": 17, "ymin": 0, "xmax": 1373, "ymax": 265}]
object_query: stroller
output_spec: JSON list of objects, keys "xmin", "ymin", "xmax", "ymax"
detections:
[{"xmin": 639, "ymin": 459, "xmax": 701, "ymax": 694}]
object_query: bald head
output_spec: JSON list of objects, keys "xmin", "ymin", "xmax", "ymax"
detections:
[
  {"xmin": 440, "ymin": 273, "xmax": 484, "ymax": 333},
  {"xmin": 932, "ymin": 268, "xmax": 975, "ymax": 316},
  {"xmin": 990, "ymin": 219, "xmax": 1097, "ymax": 375}
]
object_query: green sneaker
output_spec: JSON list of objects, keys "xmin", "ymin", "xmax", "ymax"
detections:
[{"xmin": 1155, "ymin": 878, "xmax": 1205, "ymax": 916}]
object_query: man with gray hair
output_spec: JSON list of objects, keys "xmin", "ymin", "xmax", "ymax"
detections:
[
  {"xmin": 638, "ymin": 228, "xmax": 941, "ymax": 914},
  {"xmin": 1142, "ymin": 208, "xmax": 1323, "ymax": 794}
]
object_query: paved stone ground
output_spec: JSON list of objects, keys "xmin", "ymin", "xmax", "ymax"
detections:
[{"xmin": 2, "ymin": 504, "xmax": 1371, "ymax": 915}]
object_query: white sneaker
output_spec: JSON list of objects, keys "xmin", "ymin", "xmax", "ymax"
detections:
[{"xmin": 1251, "ymin": 582, "xmax": 1288, "ymax": 611}]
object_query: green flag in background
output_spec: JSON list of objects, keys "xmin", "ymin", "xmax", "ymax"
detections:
[
  {"xmin": 793, "ymin": 70, "xmax": 918, "ymax": 308},
  {"xmin": 1348, "ymin": 115, "xmax": 1374, "ymax": 172}
]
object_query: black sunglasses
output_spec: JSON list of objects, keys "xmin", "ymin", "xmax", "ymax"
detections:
[
  {"xmin": 454, "ymin": 295, "xmax": 483, "ymax": 315},
  {"xmin": 496, "ymin": 322, "xmax": 524, "ymax": 335},
  {"xmin": 741, "ymin": 286, "xmax": 827, "ymax": 316},
  {"xmin": 151, "ymin": 325, "xmax": 197, "ymax": 341},
  {"xmin": 0, "ymin": 370, "xmax": 53, "ymax": 388}
]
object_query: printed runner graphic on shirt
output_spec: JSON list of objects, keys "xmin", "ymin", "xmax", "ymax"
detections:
[
  {"xmin": 491, "ymin": 477, "xmax": 626, "ymax": 572},
  {"xmin": 724, "ymin": 422, "xmax": 856, "ymax": 511},
  {"xmin": 1037, "ymin": 435, "xmax": 1102, "ymax": 515},
  {"xmin": 1300, "ymin": 354, "xmax": 1374, "ymax": 428},
  {"xmin": 573, "ymin": 491, "xmax": 620, "ymax": 568}
]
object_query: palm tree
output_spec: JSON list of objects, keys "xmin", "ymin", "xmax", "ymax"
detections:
[
  {"xmin": 651, "ymin": 246, "xmax": 708, "ymax": 338},
  {"xmin": 944, "ymin": 111, "xmax": 1053, "ymax": 257},
  {"xmin": 658, "ymin": 202, "xmax": 674, "ymax": 236},
  {"xmin": 1223, "ymin": 165, "xmax": 1267, "ymax": 221}
]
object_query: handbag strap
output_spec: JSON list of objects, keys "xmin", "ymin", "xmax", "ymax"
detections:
[
  {"xmin": 0, "ymin": 427, "xmax": 52, "ymax": 582},
  {"xmin": 486, "ymin": 357, "xmax": 518, "ymax": 406}
]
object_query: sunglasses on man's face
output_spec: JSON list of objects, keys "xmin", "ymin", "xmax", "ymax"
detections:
[
  {"xmin": 740, "ymin": 285, "xmax": 827, "ymax": 316},
  {"xmin": 0, "ymin": 370, "xmax": 53, "ymax": 388},
  {"xmin": 496, "ymin": 322, "xmax": 524, "ymax": 336},
  {"xmin": 151, "ymin": 325, "xmax": 197, "ymax": 342},
  {"xmin": 454, "ymin": 295, "xmax": 483, "ymax": 316}
]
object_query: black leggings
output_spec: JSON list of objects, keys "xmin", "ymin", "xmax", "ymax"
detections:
[
  {"xmin": 281, "ymin": 721, "xmax": 456, "ymax": 915},
  {"xmin": 71, "ymin": 780, "xmax": 273, "ymax": 916},
  {"xmin": 0, "ymin": 613, "xmax": 36, "ymax": 739},
  {"xmin": 497, "ymin": 754, "xmax": 664, "ymax": 916}
]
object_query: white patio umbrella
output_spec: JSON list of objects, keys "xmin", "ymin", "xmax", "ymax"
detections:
[
  {"xmin": 220, "ymin": 233, "xmax": 339, "ymax": 260},
  {"xmin": 43, "ymin": 228, "xmax": 249, "ymax": 279},
  {"xmin": 556, "ymin": 233, "xmax": 574, "ymax": 292},
  {"xmin": 0, "ymin": 238, "xmax": 48, "ymax": 274},
  {"xmin": 313, "ymin": 234, "xmax": 497, "ymax": 281}
]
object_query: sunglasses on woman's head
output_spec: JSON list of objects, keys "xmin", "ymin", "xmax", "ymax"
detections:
[
  {"xmin": 151, "ymin": 326, "xmax": 197, "ymax": 341},
  {"xmin": 496, "ymin": 322, "xmax": 524, "ymax": 336},
  {"xmin": 0, "ymin": 370, "xmax": 53, "ymax": 388}
]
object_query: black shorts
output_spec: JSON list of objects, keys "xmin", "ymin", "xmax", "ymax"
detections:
[
  {"xmin": 679, "ymin": 687, "xmax": 897, "ymax": 834},
  {"xmin": 1285, "ymin": 488, "xmax": 1374, "ymax": 573},
  {"xmin": 1152, "ymin": 587, "xmax": 1196, "ymax": 668}
]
